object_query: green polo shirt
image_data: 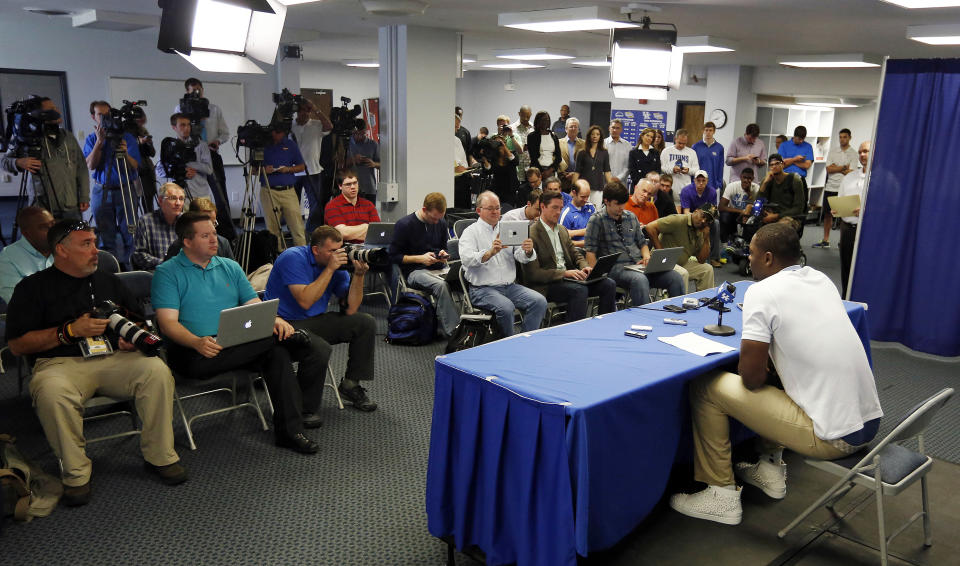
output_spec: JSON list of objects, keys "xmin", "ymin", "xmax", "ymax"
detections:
[
  {"xmin": 655, "ymin": 213, "xmax": 705, "ymax": 265},
  {"xmin": 151, "ymin": 250, "xmax": 257, "ymax": 337}
]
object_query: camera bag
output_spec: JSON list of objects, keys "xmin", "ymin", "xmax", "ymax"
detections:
[{"xmin": 386, "ymin": 291, "xmax": 437, "ymax": 346}]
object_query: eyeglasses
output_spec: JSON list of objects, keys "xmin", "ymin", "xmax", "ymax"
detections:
[
  {"xmin": 479, "ymin": 206, "xmax": 500, "ymax": 212},
  {"xmin": 769, "ymin": 161, "xmax": 784, "ymax": 167},
  {"xmin": 341, "ymin": 181, "xmax": 359, "ymax": 187},
  {"xmin": 164, "ymin": 196, "xmax": 186, "ymax": 202},
  {"xmin": 55, "ymin": 220, "xmax": 92, "ymax": 246}
]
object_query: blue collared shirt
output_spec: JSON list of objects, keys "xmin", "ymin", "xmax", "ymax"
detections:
[
  {"xmin": 262, "ymin": 138, "xmax": 305, "ymax": 188},
  {"xmin": 0, "ymin": 238, "xmax": 53, "ymax": 304},
  {"xmin": 264, "ymin": 245, "xmax": 350, "ymax": 320},
  {"xmin": 152, "ymin": 250, "xmax": 257, "ymax": 337},
  {"xmin": 778, "ymin": 139, "xmax": 814, "ymax": 177},
  {"xmin": 559, "ymin": 201, "xmax": 596, "ymax": 241},
  {"xmin": 82, "ymin": 132, "xmax": 141, "ymax": 186}
]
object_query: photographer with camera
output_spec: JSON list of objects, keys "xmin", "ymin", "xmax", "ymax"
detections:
[
  {"xmin": 257, "ymin": 124, "xmax": 307, "ymax": 248},
  {"xmin": 153, "ymin": 212, "xmax": 328, "ymax": 454},
  {"xmin": 176, "ymin": 79, "xmax": 228, "ymax": 185},
  {"xmin": 2, "ymin": 96, "xmax": 89, "ymax": 220},
  {"xmin": 324, "ymin": 169, "xmax": 380, "ymax": 244},
  {"xmin": 131, "ymin": 182, "xmax": 185, "ymax": 271},
  {"xmin": 5, "ymin": 219, "xmax": 185, "ymax": 506},
  {"xmin": 291, "ymin": 98, "xmax": 332, "ymax": 236},
  {"xmin": 264, "ymin": 225, "xmax": 378, "ymax": 412},
  {"xmin": 83, "ymin": 100, "xmax": 142, "ymax": 268},
  {"xmin": 156, "ymin": 113, "xmax": 214, "ymax": 200}
]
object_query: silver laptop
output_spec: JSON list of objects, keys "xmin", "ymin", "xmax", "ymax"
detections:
[
  {"xmin": 215, "ymin": 299, "xmax": 279, "ymax": 348},
  {"xmin": 563, "ymin": 253, "xmax": 618, "ymax": 285},
  {"xmin": 624, "ymin": 247, "xmax": 683, "ymax": 274},
  {"xmin": 499, "ymin": 221, "xmax": 530, "ymax": 246},
  {"xmin": 364, "ymin": 222, "xmax": 395, "ymax": 245}
]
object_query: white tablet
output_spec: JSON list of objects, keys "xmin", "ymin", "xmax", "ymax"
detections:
[{"xmin": 499, "ymin": 221, "xmax": 529, "ymax": 246}]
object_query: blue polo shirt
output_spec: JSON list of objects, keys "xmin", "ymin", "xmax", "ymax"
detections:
[
  {"xmin": 692, "ymin": 140, "xmax": 724, "ymax": 191},
  {"xmin": 264, "ymin": 245, "xmax": 350, "ymax": 320},
  {"xmin": 559, "ymin": 201, "xmax": 596, "ymax": 241},
  {"xmin": 262, "ymin": 138, "xmax": 304, "ymax": 188},
  {"xmin": 152, "ymin": 250, "xmax": 257, "ymax": 338},
  {"xmin": 777, "ymin": 139, "xmax": 814, "ymax": 177},
  {"xmin": 82, "ymin": 132, "xmax": 141, "ymax": 186}
]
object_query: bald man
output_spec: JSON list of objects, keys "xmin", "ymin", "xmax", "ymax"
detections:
[{"xmin": 0, "ymin": 206, "xmax": 56, "ymax": 303}]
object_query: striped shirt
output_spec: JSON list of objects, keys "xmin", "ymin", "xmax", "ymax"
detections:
[
  {"xmin": 323, "ymin": 194, "xmax": 380, "ymax": 243},
  {"xmin": 131, "ymin": 209, "xmax": 179, "ymax": 270}
]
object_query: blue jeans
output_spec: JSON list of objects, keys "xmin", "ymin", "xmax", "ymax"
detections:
[
  {"xmin": 297, "ymin": 173, "xmax": 326, "ymax": 237},
  {"xmin": 609, "ymin": 264, "xmax": 685, "ymax": 305},
  {"xmin": 468, "ymin": 283, "xmax": 547, "ymax": 337},
  {"xmin": 93, "ymin": 184, "xmax": 135, "ymax": 267}
]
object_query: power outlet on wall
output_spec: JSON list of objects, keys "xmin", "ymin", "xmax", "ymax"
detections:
[{"xmin": 504, "ymin": 83, "xmax": 516, "ymax": 92}]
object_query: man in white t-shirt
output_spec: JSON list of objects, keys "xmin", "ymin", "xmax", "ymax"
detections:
[
  {"xmin": 718, "ymin": 168, "xmax": 759, "ymax": 242},
  {"xmin": 814, "ymin": 128, "xmax": 858, "ymax": 249},
  {"xmin": 291, "ymin": 98, "xmax": 333, "ymax": 235},
  {"xmin": 661, "ymin": 129, "xmax": 699, "ymax": 208},
  {"xmin": 605, "ymin": 118, "xmax": 631, "ymax": 183},
  {"xmin": 670, "ymin": 222, "xmax": 882, "ymax": 525},
  {"xmin": 833, "ymin": 141, "xmax": 870, "ymax": 298}
]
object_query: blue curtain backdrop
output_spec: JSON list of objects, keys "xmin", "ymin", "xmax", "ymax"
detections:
[{"xmin": 850, "ymin": 58, "xmax": 960, "ymax": 357}]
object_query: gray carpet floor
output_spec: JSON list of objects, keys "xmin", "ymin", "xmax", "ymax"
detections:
[{"xmin": 1, "ymin": 221, "xmax": 957, "ymax": 565}]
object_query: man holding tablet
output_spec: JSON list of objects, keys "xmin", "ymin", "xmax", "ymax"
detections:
[{"xmin": 152, "ymin": 211, "xmax": 325, "ymax": 454}]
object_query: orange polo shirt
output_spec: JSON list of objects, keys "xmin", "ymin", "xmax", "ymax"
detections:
[{"xmin": 624, "ymin": 198, "xmax": 659, "ymax": 225}]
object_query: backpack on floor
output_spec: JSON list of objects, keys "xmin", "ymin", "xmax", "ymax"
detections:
[
  {"xmin": 1, "ymin": 434, "xmax": 61, "ymax": 530},
  {"xmin": 386, "ymin": 292, "xmax": 437, "ymax": 346},
  {"xmin": 444, "ymin": 314, "xmax": 504, "ymax": 353}
]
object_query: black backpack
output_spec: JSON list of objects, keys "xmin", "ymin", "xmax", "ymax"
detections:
[
  {"xmin": 386, "ymin": 292, "xmax": 437, "ymax": 345},
  {"xmin": 444, "ymin": 314, "xmax": 504, "ymax": 353}
]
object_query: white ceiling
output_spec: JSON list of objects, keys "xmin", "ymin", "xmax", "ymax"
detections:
[{"xmin": 5, "ymin": 0, "xmax": 960, "ymax": 68}]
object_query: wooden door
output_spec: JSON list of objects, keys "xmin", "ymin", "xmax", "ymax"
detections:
[{"xmin": 676, "ymin": 101, "xmax": 705, "ymax": 143}]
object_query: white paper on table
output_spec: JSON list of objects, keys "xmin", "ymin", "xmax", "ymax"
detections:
[{"xmin": 658, "ymin": 332, "xmax": 736, "ymax": 356}]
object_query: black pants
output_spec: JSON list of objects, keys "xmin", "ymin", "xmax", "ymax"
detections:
[
  {"xmin": 290, "ymin": 312, "xmax": 377, "ymax": 383},
  {"xmin": 166, "ymin": 336, "xmax": 325, "ymax": 438},
  {"xmin": 839, "ymin": 220, "xmax": 858, "ymax": 298},
  {"xmin": 208, "ymin": 150, "xmax": 237, "ymax": 242},
  {"xmin": 545, "ymin": 278, "xmax": 617, "ymax": 322}
]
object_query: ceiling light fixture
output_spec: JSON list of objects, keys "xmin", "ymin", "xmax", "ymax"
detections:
[
  {"xmin": 482, "ymin": 63, "xmax": 546, "ymax": 69},
  {"xmin": 675, "ymin": 35, "xmax": 735, "ymax": 53},
  {"xmin": 907, "ymin": 23, "xmax": 960, "ymax": 44},
  {"xmin": 777, "ymin": 53, "xmax": 881, "ymax": 68},
  {"xmin": 796, "ymin": 97, "xmax": 861, "ymax": 108},
  {"xmin": 609, "ymin": 17, "xmax": 682, "ymax": 100},
  {"xmin": 499, "ymin": 6, "xmax": 637, "ymax": 33},
  {"xmin": 343, "ymin": 59, "xmax": 380, "ymax": 68},
  {"xmin": 462, "ymin": 54, "xmax": 477, "ymax": 63},
  {"xmin": 880, "ymin": 1, "xmax": 960, "ymax": 8},
  {"xmin": 494, "ymin": 48, "xmax": 576, "ymax": 60},
  {"xmin": 572, "ymin": 60, "xmax": 611, "ymax": 67}
]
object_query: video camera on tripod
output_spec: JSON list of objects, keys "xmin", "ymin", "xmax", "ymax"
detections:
[
  {"xmin": 100, "ymin": 99, "xmax": 147, "ymax": 143},
  {"xmin": 0, "ymin": 95, "xmax": 60, "ymax": 159},
  {"xmin": 159, "ymin": 136, "xmax": 199, "ymax": 191},
  {"xmin": 178, "ymin": 91, "xmax": 209, "ymax": 140},
  {"xmin": 271, "ymin": 88, "xmax": 302, "ymax": 132},
  {"xmin": 330, "ymin": 96, "xmax": 364, "ymax": 138}
]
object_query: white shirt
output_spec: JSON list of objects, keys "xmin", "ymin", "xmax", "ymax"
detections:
[
  {"xmin": 660, "ymin": 145, "xmax": 699, "ymax": 191},
  {"xmin": 460, "ymin": 218, "xmax": 537, "ymax": 286},
  {"xmin": 837, "ymin": 168, "xmax": 866, "ymax": 224},
  {"xmin": 741, "ymin": 266, "xmax": 883, "ymax": 440},
  {"xmin": 453, "ymin": 136, "xmax": 469, "ymax": 168},
  {"xmin": 540, "ymin": 218, "xmax": 567, "ymax": 270},
  {"xmin": 501, "ymin": 207, "xmax": 532, "ymax": 222},
  {"xmin": 721, "ymin": 181, "xmax": 760, "ymax": 210},
  {"xmin": 824, "ymin": 145, "xmax": 859, "ymax": 193},
  {"xmin": 154, "ymin": 139, "xmax": 213, "ymax": 200},
  {"xmin": 537, "ymin": 134, "xmax": 555, "ymax": 168},
  {"xmin": 605, "ymin": 136, "xmax": 631, "ymax": 182},
  {"xmin": 291, "ymin": 119, "xmax": 330, "ymax": 175}
]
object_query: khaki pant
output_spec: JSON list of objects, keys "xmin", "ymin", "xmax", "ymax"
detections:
[
  {"xmin": 690, "ymin": 370, "xmax": 847, "ymax": 486},
  {"xmin": 674, "ymin": 258, "xmax": 715, "ymax": 292},
  {"xmin": 29, "ymin": 352, "xmax": 178, "ymax": 487},
  {"xmin": 260, "ymin": 187, "xmax": 306, "ymax": 248}
]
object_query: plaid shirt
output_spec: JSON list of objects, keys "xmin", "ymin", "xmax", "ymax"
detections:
[
  {"xmin": 583, "ymin": 209, "xmax": 648, "ymax": 265},
  {"xmin": 323, "ymin": 194, "xmax": 380, "ymax": 243},
  {"xmin": 131, "ymin": 209, "xmax": 179, "ymax": 270}
]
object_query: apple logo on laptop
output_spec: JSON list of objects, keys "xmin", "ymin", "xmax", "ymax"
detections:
[
  {"xmin": 660, "ymin": 257, "xmax": 667, "ymax": 264},
  {"xmin": 244, "ymin": 320, "xmax": 252, "ymax": 329}
]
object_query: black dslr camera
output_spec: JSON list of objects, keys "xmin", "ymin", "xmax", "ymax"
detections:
[
  {"xmin": 272, "ymin": 88, "xmax": 302, "ymax": 129},
  {"xmin": 92, "ymin": 300, "xmax": 163, "ymax": 356},
  {"xmin": 1, "ymin": 95, "xmax": 61, "ymax": 159},
  {"xmin": 101, "ymin": 99, "xmax": 147, "ymax": 143},
  {"xmin": 330, "ymin": 96, "xmax": 365, "ymax": 138},
  {"xmin": 339, "ymin": 244, "xmax": 391, "ymax": 273},
  {"xmin": 159, "ymin": 136, "xmax": 198, "ymax": 186}
]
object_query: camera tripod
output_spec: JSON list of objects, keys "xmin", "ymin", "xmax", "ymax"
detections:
[
  {"xmin": 108, "ymin": 144, "xmax": 145, "ymax": 237},
  {"xmin": 4, "ymin": 145, "xmax": 73, "ymax": 245},
  {"xmin": 235, "ymin": 147, "xmax": 288, "ymax": 273}
]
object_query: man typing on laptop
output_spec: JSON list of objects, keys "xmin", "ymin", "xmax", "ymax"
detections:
[
  {"xmin": 522, "ymin": 190, "xmax": 616, "ymax": 322},
  {"xmin": 152, "ymin": 212, "xmax": 326, "ymax": 454},
  {"xmin": 584, "ymin": 181, "xmax": 685, "ymax": 306}
]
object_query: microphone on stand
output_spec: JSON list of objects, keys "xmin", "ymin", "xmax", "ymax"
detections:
[{"xmin": 703, "ymin": 281, "xmax": 737, "ymax": 337}]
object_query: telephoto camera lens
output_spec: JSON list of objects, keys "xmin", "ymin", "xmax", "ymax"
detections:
[{"xmin": 106, "ymin": 313, "xmax": 163, "ymax": 356}]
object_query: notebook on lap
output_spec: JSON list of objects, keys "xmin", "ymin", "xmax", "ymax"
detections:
[{"xmin": 215, "ymin": 299, "xmax": 279, "ymax": 348}]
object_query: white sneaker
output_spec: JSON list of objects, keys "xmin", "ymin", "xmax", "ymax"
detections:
[
  {"xmin": 735, "ymin": 459, "xmax": 787, "ymax": 500},
  {"xmin": 669, "ymin": 485, "xmax": 742, "ymax": 525}
]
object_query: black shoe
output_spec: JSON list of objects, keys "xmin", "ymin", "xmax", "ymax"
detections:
[
  {"xmin": 302, "ymin": 413, "xmax": 323, "ymax": 429},
  {"xmin": 276, "ymin": 432, "xmax": 319, "ymax": 454},
  {"xmin": 338, "ymin": 382, "xmax": 378, "ymax": 412},
  {"xmin": 144, "ymin": 461, "xmax": 188, "ymax": 486},
  {"xmin": 62, "ymin": 481, "xmax": 91, "ymax": 507}
]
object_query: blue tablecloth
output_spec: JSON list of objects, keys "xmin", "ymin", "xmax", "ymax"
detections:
[{"xmin": 426, "ymin": 281, "xmax": 871, "ymax": 566}]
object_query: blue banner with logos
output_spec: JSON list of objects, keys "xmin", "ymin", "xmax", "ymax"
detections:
[{"xmin": 610, "ymin": 109, "xmax": 668, "ymax": 145}]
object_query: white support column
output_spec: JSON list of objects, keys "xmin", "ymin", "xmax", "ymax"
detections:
[
  {"xmin": 378, "ymin": 25, "xmax": 457, "ymax": 220},
  {"xmin": 704, "ymin": 65, "xmax": 756, "ymax": 183}
]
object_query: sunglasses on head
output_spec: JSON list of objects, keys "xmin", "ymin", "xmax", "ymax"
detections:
[{"xmin": 55, "ymin": 220, "xmax": 93, "ymax": 246}]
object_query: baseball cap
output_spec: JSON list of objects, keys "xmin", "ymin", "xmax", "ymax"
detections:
[
  {"xmin": 694, "ymin": 169, "xmax": 709, "ymax": 179},
  {"xmin": 698, "ymin": 203, "xmax": 717, "ymax": 222}
]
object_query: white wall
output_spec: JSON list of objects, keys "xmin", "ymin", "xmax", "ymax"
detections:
[
  {"xmin": 832, "ymin": 103, "xmax": 879, "ymax": 148},
  {"xmin": 752, "ymin": 67, "xmax": 882, "ymax": 98},
  {"xmin": 299, "ymin": 61, "xmax": 381, "ymax": 101},
  {"xmin": 456, "ymin": 67, "xmax": 707, "ymax": 135}
]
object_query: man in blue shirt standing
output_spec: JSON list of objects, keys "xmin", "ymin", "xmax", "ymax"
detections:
[
  {"xmin": 692, "ymin": 122, "xmax": 724, "ymax": 194},
  {"xmin": 83, "ymin": 100, "xmax": 142, "ymax": 268},
  {"xmin": 153, "ymin": 212, "xmax": 326, "ymax": 454},
  {"xmin": 259, "ymin": 124, "xmax": 306, "ymax": 248},
  {"xmin": 265, "ymin": 225, "xmax": 378, "ymax": 412},
  {"xmin": 777, "ymin": 126, "xmax": 814, "ymax": 187}
]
